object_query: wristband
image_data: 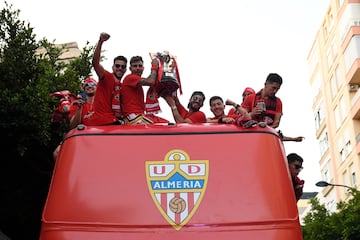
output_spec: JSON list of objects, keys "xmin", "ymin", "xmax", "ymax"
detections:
[
  {"xmin": 218, "ymin": 118, "xmax": 224, "ymax": 123},
  {"xmin": 151, "ymin": 65, "xmax": 159, "ymax": 71},
  {"xmin": 171, "ymin": 105, "xmax": 177, "ymax": 110}
]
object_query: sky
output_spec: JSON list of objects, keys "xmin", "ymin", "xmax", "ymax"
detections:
[{"xmin": 1, "ymin": 0, "xmax": 331, "ymax": 192}]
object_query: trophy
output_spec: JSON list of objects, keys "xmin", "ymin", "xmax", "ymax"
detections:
[{"xmin": 149, "ymin": 51, "xmax": 182, "ymax": 97}]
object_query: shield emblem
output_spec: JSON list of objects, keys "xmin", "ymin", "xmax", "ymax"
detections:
[{"xmin": 145, "ymin": 149, "xmax": 209, "ymax": 230}]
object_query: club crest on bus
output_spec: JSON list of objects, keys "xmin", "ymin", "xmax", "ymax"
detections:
[{"xmin": 145, "ymin": 149, "xmax": 209, "ymax": 230}]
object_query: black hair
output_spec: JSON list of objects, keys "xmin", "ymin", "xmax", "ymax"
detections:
[
  {"xmin": 287, "ymin": 153, "xmax": 303, "ymax": 163},
  {"xmin": 209, "ymin": 96, "xmax": 223, "ymax": 106},
  {"xmin": 130, "ymin": 56, "xmax": 143, "ymax": 64},
  {"xmin": 266, "ymin": 73, "xmax": 283, "ymax": 85},
  {"xmin": 187, "ymin": 91, "xmax": 206, "ymax": 109},
  {"xmin": 191, "ymin": 91, "xmax": 205, "ymax": 101},
  {"xmin": 113, "ymin": 55, "xmax": 127, "ymax": 64}
]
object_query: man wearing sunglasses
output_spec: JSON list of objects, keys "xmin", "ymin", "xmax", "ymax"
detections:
[
  {"xmin": 69, "ymin": 78, "xmax": 97, "ymax": 129},
  {"xmin": 53, "ymin": 78, "xmax": 98, "ymax": 161},
  {"xmin": 121, "ymin": 56, "xmax": 169, "ymax": 124},
  {"xmin": 83, "ymin": 32, "xmax": 128, "ymax": 126},
  {"xmin": 287, "ymin": 153, "xmax": 305, "ymax": 202},
  {"xmin": 164, "ymin": 91, "xmax": 206, "ymax": 123}
]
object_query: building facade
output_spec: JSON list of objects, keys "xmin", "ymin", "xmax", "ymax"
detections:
[
  {"xmin": 36, "ymin": 42, "xmax": 81, "ymax": 64},
  {"xmin": 308, "ymin": 0, "xmax": 360, "ymax": 210},
  {"xmin": 298, "ymin": 192, "xmax": 318, "ymax": 225}
]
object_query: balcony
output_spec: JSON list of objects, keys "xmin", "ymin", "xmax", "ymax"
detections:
[
  {"xmin": 347, "ymin": 58, "xmax": 360, "ymax": 85},
  {"xmin": 350, "ymin": 85, "xmax": 360, "ymax": 119},
  {"xmin": 356, "ymin": 132, "xmax": 360, "ymax": 154}
]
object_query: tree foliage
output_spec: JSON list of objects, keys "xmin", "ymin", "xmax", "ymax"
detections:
[
  {"xmin": 302, "ymin": 189, "xmax": 360, "ymax": 240},
  {"xmin": 0, "ymin": 1, "xmax": 93, "ymax": 155},
  {"xmin": 0, "ymin": 2, "xmax": 94, "ymax": 239}
]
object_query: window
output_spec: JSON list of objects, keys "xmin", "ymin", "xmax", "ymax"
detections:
[
  {"xmin": 351, "ymin": 172, "xmax": 357, "ymax": 187},
  {"xmin": 334, "ymin": 105, "xmax": 341, "ymax": 130},
  {"xmin": 333, "ymin": 98, "xmax": 347, "ymax": 130},
  {"xmin": 335, "ymin": 65, "xmax": 342, "ymax": 88},
  {"xmin": 319, "ymin": 131, "xmax": 329, "ymax": 157},
  {"xmin": 340, "ymin": 97, "xmax": 347, "ymax": 123},
  {"xmin": 332, "ymin": 37, "xmax": 337, "ymax": 59},
  {"xmin": 350, "ymin": 164, "xmax": 357, "ymax": 187},
  {"xmin": 330, "ymin": 75, "xmax": 337, "ymax": 99},
  {"xmin": 338, "ymin": 138, "xmax": 345, "ymax": 162},
  {"xmin": 344, "ymin": 36, "xmax": 360, "ymax": 74},
  {"xmin": 324, "ymin": 26, "xmax": 328, "ymax": 39},
  {"xmin": 338, "ymin": 4, "xmax": 360, "ymax": 42},
  {"xmin": 311, "ymin": 71, "xmax": 321, "ymax": 103},
  {"xmin": 329, "ymin": 13, "xmax": 334, "ymax": 31},
  {"xmin": 337, "ymin": 130, "xmax": 352, "ymax": 162},
  {"xmin": 344, "ymin": 130, "xmax": 352, "ymax": 157},
  {"xmin": 321, "ymin": 159, "xmax": 332, "ymax": 183},
  {"xmin": 343, "ymin": 170, "xmax": 350, "ymax": 193},
  {"xmin": 315, "ymin": 101, "xmax": 325, "ymax": 131},
  {"xmin": 338, "ymin": 0, "xmax": 344, "ymax": 8},
  {"xmin": 327, "ymin": 48, "xmax": 333, "ymax": 69},
  {"xmin": 325, "ymin": 190, "xmax": 337, "ymax": 213},
  {"xmin": 328, "ymin": 37, "xmax": 337, "ymax": 67},
  {"xmin": 339, "ymin": 148, "xmax": 346, "ymax": 162}
]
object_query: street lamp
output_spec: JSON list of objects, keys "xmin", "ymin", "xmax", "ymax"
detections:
[{"xmin": 315, "ymin": 180, "xmax": 353, "ymax": 190}]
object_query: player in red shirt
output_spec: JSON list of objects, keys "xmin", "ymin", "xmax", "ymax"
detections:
[
  {"xmin": 241, "ymin": 73, "xmax": 283, "ymax": 128},
  {"xmin": 83, "ymin": 32, "xmax": 127, "ymax": 126},
  {"xmin": 69, "ymin": 78, "xmax": 97, "ymax": 129},
  {"xmin": 164, "ymin": 91, "xmax": 206, "ymax": 123},
  {"xmin": 53, "ymin": 78, "xmax": 98, "ymax": 161},
  {"xmin": 121, "ymin": 56, "xmax": 169, "ymax": 124},
  {"xmin": 207, "ymin": 96, "xmax": 238, "ymax": 124},
  {"xmin": 287, "ymin": 153, "xmax": 305, "ymax": 202}
]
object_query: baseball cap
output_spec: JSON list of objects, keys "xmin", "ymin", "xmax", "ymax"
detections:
[
  {"xmin": 242, "ymin": 87, "xmax": 255, "ymax": 95},
  {"xmin": 83, "ymin": 78, "xmax": 97, "ymax": 88}
]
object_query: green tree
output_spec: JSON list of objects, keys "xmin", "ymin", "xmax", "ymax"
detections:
[
  {"xmin": 302, "ymin": 189, "xmax": 360, "ymax": 240},
  {"xmin": 0, "ymin": 2, "xmax": 93, "ymax": 239}
]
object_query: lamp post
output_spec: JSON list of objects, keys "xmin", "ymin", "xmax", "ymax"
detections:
[{"xmin": 315, "ymin": 180, "xmax": 353, "ymax": 190}]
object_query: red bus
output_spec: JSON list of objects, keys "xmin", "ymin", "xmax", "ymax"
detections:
[{"xmin": 39, "ymin": 123, "xmax": 303, "ymax": 240}]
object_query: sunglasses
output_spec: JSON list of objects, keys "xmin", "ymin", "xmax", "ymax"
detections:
[
  {"xmin": 294, "ymin": 164, "xmax": 303, "ymax": 170},
  {"xmin": 191, "ymin": 95, "xmax": 204, "ymax": 102},
  {"xmin": 131, "ymin": 64, "xmax": 143, "ymax": 68},
  {"xmin": 115, "ymin": 64, "xmax": 126, "ymax": 69},
  {"xmin": 84, "ymin": 82, "xmax": 96, "ymax": 87}
]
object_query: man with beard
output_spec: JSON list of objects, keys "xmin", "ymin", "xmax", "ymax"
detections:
[
  {"xmin": 83, "ymin": 32, "xmax": 128, "ymax": 126},
  {"xmin": 121, "ymin": 55, "xmax": 169, "ymax": 124},
  {"xmin": 164, "ymin": 91, "xmax": 206, "ymax": 123}
]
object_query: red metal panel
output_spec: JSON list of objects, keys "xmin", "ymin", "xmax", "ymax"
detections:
[{"xmin": 40, "ymin": 124, "xmax": 302, "ymax": 240}]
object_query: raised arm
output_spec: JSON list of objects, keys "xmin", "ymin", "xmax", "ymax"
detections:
[
  {"xmin": 92, "ymin": 32, "xmax": 110, "ymax": 80},
  {"xmin": 139, "ymin": 58, "xmax": 159, "ymax": 86}
]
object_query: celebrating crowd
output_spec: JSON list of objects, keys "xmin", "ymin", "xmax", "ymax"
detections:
[{"xmin": 52, "ymin": 32, "xmax": 306, "ymax": 202}]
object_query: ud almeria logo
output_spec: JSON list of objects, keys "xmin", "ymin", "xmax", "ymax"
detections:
[{"xmin": 145, "ymin": 149, "xmax": 209, "ymax": 230}]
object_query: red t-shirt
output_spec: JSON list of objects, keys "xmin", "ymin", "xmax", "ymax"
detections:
[
  {"xmin": 121, "ymin": 73, "xmax": 145, "ymax": 117},
  {"xmin": 225, "ymin": 108, "xmax": 243, "ymax": 122},
  {"xmin": 177, "ymin": 103, "xmax": 206, "ymax": 123},
  {"xmin": 227, "ymin": 108, "xmax": 235, "ymax": 116},
  {"xmin": 69, "ymin": 102, "xmax": 94, "ymax": 122},
  {"xmin": 82, "ymin": 71, "xmax": 117, "ymax": 126},
  {"xmin": 241, "ymin": 91, "xmax": 282, "ymax": 123}
]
